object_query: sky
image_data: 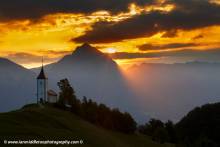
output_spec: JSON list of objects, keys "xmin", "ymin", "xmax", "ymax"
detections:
[{"xmin": 0, "ymin": 0, "xmax": 220, "ymax": 68}]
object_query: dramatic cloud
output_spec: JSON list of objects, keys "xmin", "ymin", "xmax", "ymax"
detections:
[
  {"xmin": 138, "ymin": 43, "xmax": 196, "ymax": 51},
  {"xmin": 0, "ymin": 0, "xmax": 153, "ymax": 21},
  {"xmin": 74, "ymin": 0, "xmax": 220, "ymax": 43},
  {"xmin": 1, "ymin": 0, "xmax": 220, "ymax": 68}
]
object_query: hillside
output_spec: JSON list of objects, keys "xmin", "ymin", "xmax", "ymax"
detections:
[
  {"xmin": 176, "ymin": 102, "xmax": 220, "ymax": 146},
  {"xmin": 0, "ymin": 105, "xmax": 173, "ymax": 147}
]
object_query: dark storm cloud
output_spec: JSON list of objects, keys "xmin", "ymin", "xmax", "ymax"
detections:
[
  {"xmin": 74, "ymin": 0, "xmax": 220, "ymax": 43},
  {"xmin": 0, "ymin": 0, "xmax": 153, "ymax": 21},
  {"xmin": 138, "ymin": 43, "xmax": 196, "ymax": 51},
  {"xmin": 110, "ymin": 48, "xmax": 220, "ymax": 60}
]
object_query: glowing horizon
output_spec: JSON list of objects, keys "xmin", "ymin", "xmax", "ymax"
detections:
[{"xmin": 0, "ymin": 0, "xmax": 220, "ymax": 68}]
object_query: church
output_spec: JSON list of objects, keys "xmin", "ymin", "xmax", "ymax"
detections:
[{"xmin": 36, "ymin": 64, "xmax": 58, "ymax": 104}]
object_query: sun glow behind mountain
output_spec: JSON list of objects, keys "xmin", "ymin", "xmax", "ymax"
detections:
[
  {"xmin": 106, "ymin": 48, "xmax": 117, "ymax": 54},
  {"xmin": 0, "ymin": 0, "xmax": 220, "ymax": 68}
]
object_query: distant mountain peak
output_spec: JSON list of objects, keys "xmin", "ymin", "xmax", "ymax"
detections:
[
  {"xmin": 81, "ymin": 43, "xmax": 92, "ymax": 49},
  {"xmin": 73, "ymin": 43, "xmax": 101, "ymax": 55},
  {"xmin": 55, "ymin": 43, "xmax": 115, "ymax": 67}
]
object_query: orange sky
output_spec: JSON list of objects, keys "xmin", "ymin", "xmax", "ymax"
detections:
[{"xmin": 0, "ymin": 1, "xmax": 220, "ymax": 68}]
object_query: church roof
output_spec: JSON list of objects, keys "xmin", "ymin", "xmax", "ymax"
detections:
[
  {"xmin": 37, "ymin": 66, "xmax": 47, "ymax": 79},
  {"xmin": 47, "ymin": 90, "xmax": 57, "ymax": 96}
]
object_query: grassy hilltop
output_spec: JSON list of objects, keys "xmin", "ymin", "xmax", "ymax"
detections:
[{"xmin": 0, "ymin": 104, "xmax": 174, "ymax": 147}]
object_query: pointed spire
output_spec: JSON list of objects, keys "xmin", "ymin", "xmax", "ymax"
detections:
[
  {"xmin": 37, "ymin": 57, "xmax": 47, "ymax": 79},
  {"xmin": 42, "ymin": 56, "xmax": 44, "ymax": 67}
]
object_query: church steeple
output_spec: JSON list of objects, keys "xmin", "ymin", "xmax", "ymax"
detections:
[
  {"xmin": 37, "ymin": 57, "xmax": 46, "ymax": 79},
  {"xmin": 37, "ymin": 58, "xmax": 48, "ymax": 104}
]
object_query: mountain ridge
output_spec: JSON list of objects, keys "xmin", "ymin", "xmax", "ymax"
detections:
[{"xmin": 0, "ymin": 57, "xmax": 35, "ymax": 112}]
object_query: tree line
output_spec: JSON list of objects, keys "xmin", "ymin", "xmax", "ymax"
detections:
[
  {"xmin": 54, "ymin": 78, "xmax": 220, "ymax": 147},
  {"xmin": 55, "ymin": 78, "xmax": 136, "ymax": 134},
  {"xmin": 138, "ymin": 103, "xmax": 220, "ymax": 147},
  {"xmin": 138, "ymin": 119, "xmax": 177, "ymax": 144}
]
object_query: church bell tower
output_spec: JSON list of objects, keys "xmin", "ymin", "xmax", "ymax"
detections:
[{"xmin": 37, "ymin": 61, "xmax": 48, "ymax": 104}]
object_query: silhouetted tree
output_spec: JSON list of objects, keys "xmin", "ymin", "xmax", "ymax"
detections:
[
  {"xmin": 56, "ymin": 80, "xmax": 137, "ymax": 134},
  {"xmin": 141, "ymin": 119, "xmax": 164, "ymax": 136},
  {"xmin": 176, "ymin": 103, "xmax": 220, "ymax": 146},
  {"xmin": 138, "ymin": 119, "xmax": 172, "ymax": 144},
  {"xmin": 152, "ymin": 126, "xmax": 169, "ymax": 144},
  {"xmin": 96, "ymin": 104, "xmax": 111, "ymax": 127},
  {"xmin": 165, "ymin": 120, "xmax": 178, "ymax": 143},
  {"xmin": 80, "ymin": 97, "xmax": 136, "ymax": 133},
  {"xmin": 122, "ymin": 112, "xmax": 137, "ymax": 133},
  {"xmin": 57, "ymin": 78, "xmax": 80, "ymax": 114}
]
